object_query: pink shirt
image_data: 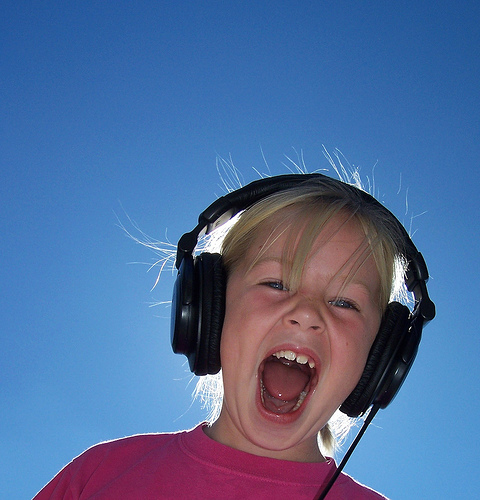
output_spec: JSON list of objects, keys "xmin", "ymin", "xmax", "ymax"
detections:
[{"xmin": 34, "ymin": 423, "xmax": 387, "ymax": 499}]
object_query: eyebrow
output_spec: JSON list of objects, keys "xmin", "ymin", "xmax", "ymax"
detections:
[
  {"xmin": 327, "ymin": 274, "xmax": 375, "ymax": 295},
  {"xmin": 246, "ymin": 254, "xmax": 284, "ymax": 274}
]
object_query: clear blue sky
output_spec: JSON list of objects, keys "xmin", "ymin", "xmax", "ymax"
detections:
[{"xmin": 1, "ymin": 1, "xmax": 479, "ymax": 498}]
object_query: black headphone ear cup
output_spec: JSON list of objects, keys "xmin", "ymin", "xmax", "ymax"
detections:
[
  {"xmin": 340, "ymin": 302, "xmax": 411, "ymax": 417},
  {"xmin": 194, "ymin": 253, "xmax": 226, "ymax": 376},
  {"xmin": 171, "ymin": 253, "xmax": 226, "ymax": 376},
  {"xmin": 171, "ymin": 253, "xmax": 197, "ymax": 369}
]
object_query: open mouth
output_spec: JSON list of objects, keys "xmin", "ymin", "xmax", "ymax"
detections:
[{"xmin": 259, "ymin": 349, "xmax": 317, "ymax": 415}]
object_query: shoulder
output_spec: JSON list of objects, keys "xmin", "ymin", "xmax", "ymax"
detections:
[
  {"xmin": 33, "ymin": 427, "xmax": 200, "ymax": 499},
  {"xmin": 72, "ymin": 427, "xmax": 193, "ymax": 467},
  {"xmin": 84, "ymin": 431, "xmax": 178, "ymax": 454},
  {"xmin": 335, "ymin": 471, "xmax": 389, "ymax": 499}
]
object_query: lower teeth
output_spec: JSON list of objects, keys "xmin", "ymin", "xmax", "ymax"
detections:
[{"xmin": 291, "ymin": 390, "xmax": 308, "ymax": 411}]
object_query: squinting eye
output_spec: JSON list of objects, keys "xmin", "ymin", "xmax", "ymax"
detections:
[
  {"xmin": 328, "ymin": 298, "xmax": 359, "ymax": 311},
  {"xmin": 264, "ymin": 281, "xmax": 288, "ymax": 291}
]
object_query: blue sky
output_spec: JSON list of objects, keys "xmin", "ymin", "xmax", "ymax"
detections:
[{"xmin": 1, "ymin": 1, "xmax": 479, "ymax": 498}]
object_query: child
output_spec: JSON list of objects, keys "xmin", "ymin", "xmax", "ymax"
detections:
[{"xmin": 34, "ymin": 173, "xmax": 434, "ymax": 499}]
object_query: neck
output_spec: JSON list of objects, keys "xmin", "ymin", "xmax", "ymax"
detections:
[{"xmin": 203, "ymin": 418, "xmax": 326, "ymax": 463}]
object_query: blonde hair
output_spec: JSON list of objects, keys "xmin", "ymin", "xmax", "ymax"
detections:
[
  {"xmin": 196, "ymin": 176, "xmax": 409, "ymax": 455},
  {"xmin": 221, "ymin": 180, "xmax": 407, "ymax": 311}
]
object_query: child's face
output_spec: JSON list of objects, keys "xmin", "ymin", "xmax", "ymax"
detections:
[{"xmin": 211, "ymin": 213, "xmax": 382, "ymax": 461}]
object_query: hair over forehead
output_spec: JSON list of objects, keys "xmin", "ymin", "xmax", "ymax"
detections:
[{"xmin": 220, "ymin": 180, "xmax": 408, "ymax": 311}]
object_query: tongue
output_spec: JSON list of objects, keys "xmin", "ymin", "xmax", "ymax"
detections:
[{"xmin": 262, "ymin": 357, "xmax": 310, "ymax": 402}]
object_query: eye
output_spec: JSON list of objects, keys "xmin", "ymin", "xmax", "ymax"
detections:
[
  {"xmin": 262, "ymin": 280, "xmax": 289, "ymax": 292},
  {"xmin": 328, "ymin": 298, "xmax": 359, "ymax": 311}
]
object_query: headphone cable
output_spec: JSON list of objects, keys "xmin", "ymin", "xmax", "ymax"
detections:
[{"xmin": 314, "ymin": 403, "xmax": 381, "ymax": 500}]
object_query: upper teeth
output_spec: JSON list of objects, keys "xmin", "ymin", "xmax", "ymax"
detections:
[{"xmin": 272, "ymin": 350, "xmax": 315, "ymax": 369}]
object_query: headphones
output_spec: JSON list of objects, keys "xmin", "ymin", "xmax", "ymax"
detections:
[{"xmin": 170, "ymin": 174, "xmax": 435, "ymax": 418}]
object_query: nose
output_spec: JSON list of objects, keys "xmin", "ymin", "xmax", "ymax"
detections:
[{"xmin": 283, "ymin": 295, "xmax": 323, "ymax": 332}]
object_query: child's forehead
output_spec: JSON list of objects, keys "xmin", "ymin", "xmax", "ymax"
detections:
[
  {"xmin": 243, "ymin": 209, "xmax": 368, "ymax": 267},
  {"xmin": 241, "ymin": 211, "xmax": 380, "ymax": 297}
]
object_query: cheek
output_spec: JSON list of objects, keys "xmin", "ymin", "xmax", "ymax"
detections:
[
  {"xmin": 219, "ymin": 281, "xmax": 242, "ymax": 352},
  {"xmin": 334, "ymin": 318, "xmax": 381, "ymax": 382},
  {"xmin": 219, "ymin": 306, "xmax": 259, "ymax": 406},
  {"xmin": 219, "ymin": 314, "xmax": 239, "ymax": 370},
  {"xmin": 219, "ymin": 293, "xmax": 253, "ymax": 370},
  {"xmin": 338, "ymin": 340, "xmax": 367, "ymax": 377},
  {"xmin": 219, "ymin": 285, "xmax": 271, "ymax": 381}
]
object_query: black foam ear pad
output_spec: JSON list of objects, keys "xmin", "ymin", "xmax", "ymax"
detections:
[
  {"xmin": 340, "ymin": 301, "xmax": 411, "ymax": 417},
  {"xmin": 194, "ymin": 253, "xmax": 226, "ymax": 376}
]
